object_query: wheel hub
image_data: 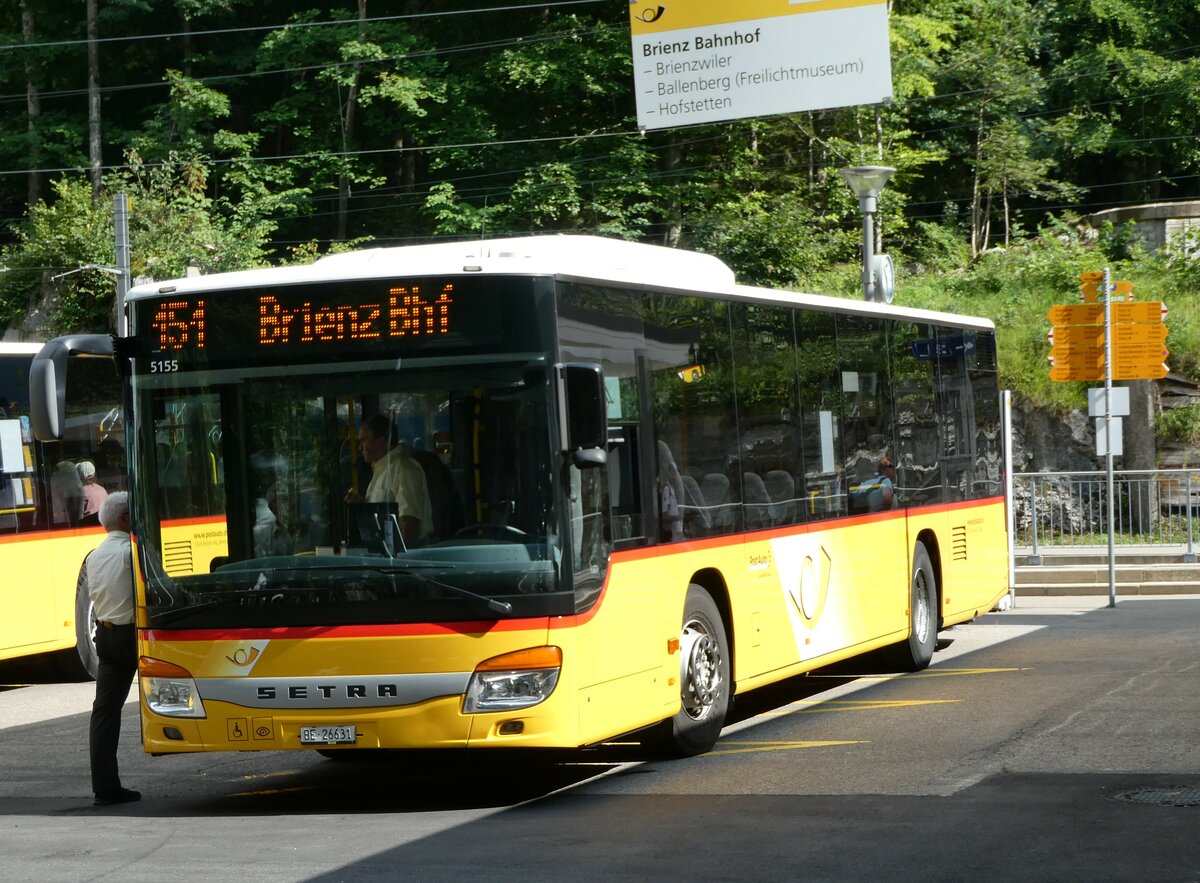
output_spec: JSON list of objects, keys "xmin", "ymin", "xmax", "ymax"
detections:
[{"xmin": 679, "ymin": 625, "xmax": 721, "ymax": 718}]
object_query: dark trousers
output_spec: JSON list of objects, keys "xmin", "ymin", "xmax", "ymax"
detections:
[{"xmin": 89, "ymin": 624, "xmax": 138, "ymax": 796}]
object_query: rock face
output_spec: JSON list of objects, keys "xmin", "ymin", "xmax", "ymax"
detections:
[
  {"xmin": 1012, "ymin": 380, "xmax": 1169, "ymax": 473},
  {"xmin": 1011, "ymin": 401, "xmax": 1097, "ymax": 473}
]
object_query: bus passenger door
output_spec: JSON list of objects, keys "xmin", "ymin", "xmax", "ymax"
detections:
[{"xmin": 567, "ymin": 352, "xmax": 664, "ymax": 741}]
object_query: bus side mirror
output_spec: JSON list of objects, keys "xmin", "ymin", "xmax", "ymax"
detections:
[
  {"xmin": 557, "ymin": 362, "xmax": 607, "ymax": 469},
  {"xmin": 29, "ymin": 335, "xmax": 114, "ymax": 441}
]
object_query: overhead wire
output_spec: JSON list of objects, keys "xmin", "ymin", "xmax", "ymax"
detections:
[
  {"xmin": 1, "ymin": 8, "xmax": 1197, "ymax": 250},
  {"xmin": 1, "ymin": 0, "xmax": 610, "ymax": 51}
]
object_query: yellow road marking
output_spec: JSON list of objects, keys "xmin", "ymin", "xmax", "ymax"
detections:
[
  {"xmin": 709, "ymin": 739, "xmax": 866, "ymax": 756},
  {"xmin": 231, "ymin": 786, "xmax": 315, "ymax": 797},
  {"xmin": 763, "ymin": 698, "xmax": 961, "ymax": 717},
  {"xmin": 810, "ymin": 666, "xmax": 1027, "ymax": 681},
  {"xmin": 904, "ymin": 666, "xmax": 1028, "ymax": 678},
  {"xmin": 238, "ymin": 770, "xmax": 304, "ymax": 781}
]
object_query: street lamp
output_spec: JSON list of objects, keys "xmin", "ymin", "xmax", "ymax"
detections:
[{"xmin": 840, "ymin": 165, "xmax": 895, "ymax": 303}]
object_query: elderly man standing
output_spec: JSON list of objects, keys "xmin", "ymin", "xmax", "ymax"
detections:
[{"xmin": 87, "ymin": 491, "xmax": 141, "ymax": 806}]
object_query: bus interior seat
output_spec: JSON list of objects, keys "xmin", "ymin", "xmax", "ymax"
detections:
[
  {"xmin": 741, "ymin": 471, "xmax": 771, "ymax": 530},
  {"xmin": 764, "ymin": 470, "xmax": 796, "ymax": 525},
  {"xmin": 678, "ymin": 474, "xmax": 711, "ymax": 534},
  {"xmin": 701, "ymin": 473, "xmax": 733, "ymax": 530}
]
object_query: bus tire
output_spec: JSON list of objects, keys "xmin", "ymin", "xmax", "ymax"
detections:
[
  {"xmin": 660, "ymin": 584, "xmax": 730, "ymax": 757},
  {"xmin": 71, "ymin": 566, "xmax": 100, "ymax": 681},
  {"xmin": 901, "ymin": 541, "xmax": 937, "ymax": 671}
]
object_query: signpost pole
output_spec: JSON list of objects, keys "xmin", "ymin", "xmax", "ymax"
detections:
[{"xmin": 1103, "ymin": 267, "xmax": 1116, "ymax": 608}]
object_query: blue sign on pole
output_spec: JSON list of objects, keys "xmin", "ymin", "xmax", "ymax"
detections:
[{"xmin": 911, "ymin": 333, "xmax": 977, "ymax": 361}]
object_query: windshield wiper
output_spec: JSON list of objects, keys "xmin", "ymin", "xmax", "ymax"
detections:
[
  {"xmin": 213, "ymin": 563, "xmax": 512, "ymax": 616},
  {"xmin": 361, "ymin": 565, "xmax": 513, "ymax": 615},
  {"xmin": 149, "ymin": 599, "xmax": 226, "ymax": 626}
]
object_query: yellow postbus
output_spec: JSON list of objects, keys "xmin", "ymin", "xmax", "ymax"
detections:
[
  {"xmin": 31, "ymin": 236, "xmax": 1007, "ymax": 756},
  {"xmin": 1, "ymin": 341, "xmax": 126, "ymax": 677}
]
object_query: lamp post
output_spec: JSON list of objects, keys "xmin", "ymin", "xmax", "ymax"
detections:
[{"xmin": 840, "ymin": 165, "xmax": 895, "ymax": 303}]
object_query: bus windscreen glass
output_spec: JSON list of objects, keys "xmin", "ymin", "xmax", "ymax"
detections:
[{"xmin": 128, "ymin": 276, "xmax": 574, "ymax": 629}]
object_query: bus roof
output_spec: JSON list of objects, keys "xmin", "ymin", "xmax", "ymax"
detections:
[
  {"xmin": 126, "ymin": 234, "xmax": 993, "ymax": 330},
  {"xmin": 0, "ymin": 342, "xmax": 44, "ymax": 355}
]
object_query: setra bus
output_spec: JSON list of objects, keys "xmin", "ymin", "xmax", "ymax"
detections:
[
  {"xmin": 1, "ymin": 341, "xmax": 126, "ymax": 677},
  {"xmin": 30, "ymin": 236, "xmax": 1007, "ymax": 756}
]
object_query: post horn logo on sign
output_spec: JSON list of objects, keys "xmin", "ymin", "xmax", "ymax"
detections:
[{"xmin": 632, "ymin": 2, "xmax": 667, "ymax": 24}]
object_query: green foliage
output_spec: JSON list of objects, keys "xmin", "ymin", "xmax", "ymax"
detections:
[
  {"xmin": 1157, "ymin": 404, "xmax": 1200, "ymax": 446},
  {"xmin": 0, "ymin": 0, "xmax": 1199, "ymax": 448},
  {"xmin": 0, "ymin": 178, "xmax": 115, "ymax": 332},
  {"xmin": 0, "ymin": 156, "xmax": 275, "ymax": 333},
  {"xmin": 688, "ymin": 191, "xmax": 852, "ymax": 289},
  {"xmin": 884, "ymin": 219, "xmax": 1199, "ymax": 429}
]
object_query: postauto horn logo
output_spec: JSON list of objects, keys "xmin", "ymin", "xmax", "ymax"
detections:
[{"xmin": 632, "ymin": 2, "xmax": 667, "ymax": 24}]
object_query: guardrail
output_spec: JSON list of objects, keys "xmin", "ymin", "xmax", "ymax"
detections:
[{"xmin": 1011, "ymin": 469, "xmax": 1200, "ymax": 561}]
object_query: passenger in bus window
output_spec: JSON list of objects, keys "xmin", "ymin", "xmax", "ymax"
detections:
[
  {"xmin": 51, "ymin": 459, "xmax": 84, "ymax": 526},
  {"xmin": 86, "ymin": 491, "xmax": 141, "ymax": 806},
  {"xmin": 657, "ymin": 441, "xmax": 684, "ymax": 542},
  {"xmin": 345, "ymin": 413, "xmax": 433, "ymax": 546},
  {"xmin": 77, "ymin": 461, "xmax": 109, "ymax": 526},
  {"xmin": 853, "ymin": 456, "xmax": 897, "ymax": 513},
  {"xmin": 253, "ymin": 487, "xmax": 286, "ymax": 558}
]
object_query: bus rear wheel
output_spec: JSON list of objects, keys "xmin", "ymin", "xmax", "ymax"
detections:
[
  {"xmin": 899, "ymin": 541, "xmax": 937, "ymax": 671},
  {"xmin": 61, "ymin": 566, "xmax": 99, "ymax": 681},
  {"xmin": 658, "ymin": 584, "xmax": 730, "ymax": 757}
]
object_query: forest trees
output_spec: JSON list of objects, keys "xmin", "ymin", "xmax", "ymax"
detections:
[{"xmin": 0, "ymin": 0, "xmax": 1199, "ymax": 334}]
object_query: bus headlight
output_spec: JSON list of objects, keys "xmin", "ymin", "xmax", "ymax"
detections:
[
  {"xmin": 140, "ymin": 657, "xmax": 207, "ymax": 718},
  {"xmin": 463, "ymin": 646, "xmax": 562, "ymax": 713}
]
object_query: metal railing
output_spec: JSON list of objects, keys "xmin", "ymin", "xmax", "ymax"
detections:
[{"xmin": 1011, "ymin": 468, "xmax": 1200, "ymax": 560}]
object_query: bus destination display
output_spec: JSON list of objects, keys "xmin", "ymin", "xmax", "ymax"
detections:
[
  {"xmin": 150, "ymin": 283, "xmax": 456, "ymax": 353},
  {"xmin": 134, "ymin": 276, "xmax": 550, "ymax": 371}
]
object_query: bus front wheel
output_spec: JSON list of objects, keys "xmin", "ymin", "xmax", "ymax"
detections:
[
  {"xmin": 901, "ymin": 542, "xmax": 937, "ymax": 671},
  {"xmin": 660, "ymin": 585, "xmax": 730, "ymax": 757}
]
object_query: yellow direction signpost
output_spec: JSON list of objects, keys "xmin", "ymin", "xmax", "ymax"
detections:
[
  {"xmin": 1111, "ymin": 344, "xmax": 1170, "ymax": 380},
  {"xmin": 1048, "ymin": 301, "xmax": 1166, "ymax": 326},
  {"xmin": 1059, "ymin": 270, "xmax": 1165, "ymax": 608},
  {"xmin": 1049, "ymin": 355, "xmax": 1104, "ymax": 382},
  {"xmin": 1079, "ymin": 279, "xmax": 1134, "ymax": 303},
  {"xmin": 1047, "ymin": 279, "xmax": 1168, "ymax": 382}
]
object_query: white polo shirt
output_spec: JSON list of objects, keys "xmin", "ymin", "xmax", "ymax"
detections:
[
  {"xmin": 365, "ymin": 447, "xmax": 434, "ymax": 539},
  {"xmin": 86, "ymin": 530, "xmax": 135, "ymax": 625}
]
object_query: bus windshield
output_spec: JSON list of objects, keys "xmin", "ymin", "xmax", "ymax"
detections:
[{"xmin": 129, "ymin": 276, "xmax": 574, "ymax": 628}]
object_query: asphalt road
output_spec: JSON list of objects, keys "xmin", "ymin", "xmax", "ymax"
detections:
[{"xmin": 3, "ymin": 595, "xmax": 1200, "ymax": 882}]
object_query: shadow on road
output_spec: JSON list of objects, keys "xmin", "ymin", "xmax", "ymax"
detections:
[{"xmin": 0, "ymin": 651, "xmax": 86, "ymax": 691}]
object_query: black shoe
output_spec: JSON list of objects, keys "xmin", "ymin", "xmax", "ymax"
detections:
[{"xmin": 94, "ymin": 787, "xmax": 141, "ymax": 806}]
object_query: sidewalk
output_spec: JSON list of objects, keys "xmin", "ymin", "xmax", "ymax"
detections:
[{"xmin": 1012, "ymin": 544, "xmax": 1200, "ymax": 596}]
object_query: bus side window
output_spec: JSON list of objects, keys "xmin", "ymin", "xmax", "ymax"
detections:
[
  {"xmin": 607, "ymin": 423, "xmax": 643, "ymax": 543},
  {"xmin": 0, "ymin": 418, "xmax": 38, "ymax": 534}
]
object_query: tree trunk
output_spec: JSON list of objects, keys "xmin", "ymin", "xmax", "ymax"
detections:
[
  {"xmin": 182, "ymin": 16, "xmax": 193, "ymax": 78},
  {"xmin": 806, "ymin": 112, "xmax": 814, "ymax": 190},
  {"xmin": 87, "ymin": 0, "xmax": 102, "ymax": 201},
  {"xmin": 395, "ymin": 132, "xmax": 416, "ymax": 192},
  {"xmin": 874, "ymin": 104, "xmax": 884, "ymax": 160},
  {"xmin": 337, "ymin": 0, "xmax": 368, "ymax": 242},
  {"xmin": 1003, "ymin": 183, "xmax": 1011, "ymax": 246},
  {"xmin": 20, "ymin": 0, "xmax": 41, "ymax": 206},
  {"xmin": 661, "ymin": 135, "xmax": 682, "ymax": 247},
  {"xmin": 970, "ymin": 108, "xmax": 985, "ymax": 257}
]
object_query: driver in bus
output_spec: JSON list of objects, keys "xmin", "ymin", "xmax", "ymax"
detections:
[{"xmin": 344, "ymin": 413, "xmax": 433, "ymax": 546}]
